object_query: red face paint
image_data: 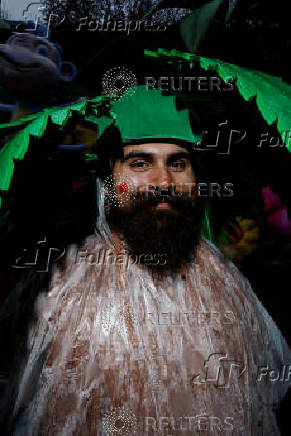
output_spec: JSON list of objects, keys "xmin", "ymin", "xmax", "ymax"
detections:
[
  {"xmin": 162, "ymin": 177, "xmax": 171, "ymax": 186},
  {"xmin": 191, "ymin": 182, "xmax": 197, "ymax": 195},
  {"xmin": 119, "ymin": 182, "xmax": 128, "ymax": 194}
]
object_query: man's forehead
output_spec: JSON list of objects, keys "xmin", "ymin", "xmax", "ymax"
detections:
[{"xmin": 123, "ymin": 142, "xmax": 190, "ymax": 156}]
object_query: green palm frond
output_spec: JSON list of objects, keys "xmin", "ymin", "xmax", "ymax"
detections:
[
  {"xmin": 0, "ymin": 96, "xmax": 112, "ymax": 201},
  {"xmin": 144, "ymin": 48, "xmax": 291, "ymax": 152}
]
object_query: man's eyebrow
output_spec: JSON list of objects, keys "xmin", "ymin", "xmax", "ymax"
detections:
[
  {"xmin": 167, "ymin": 152, "xmax": 191, "ymax": 162},
  {"xmin": 121, "ymin": 152, "xmax": 154, "ymax": 162}
]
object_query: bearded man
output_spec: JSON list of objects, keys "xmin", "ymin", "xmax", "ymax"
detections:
[{"xmin": 1, "ymin": 86, "xmax": 290, "ymax": 436}]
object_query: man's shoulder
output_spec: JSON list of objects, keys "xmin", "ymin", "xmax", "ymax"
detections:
[
  {"xmin": 196, "ymin": 237, "xmax": 276, "ymax": 319},
  {"xmin": 68, "ymin": 232, "xmax": 112, "ymax": 252},
  {"xmin": 197, "ymin": 237, "xmax": 227, "ymax": 263},
  {"xmin": 196, "ymin": 236, "xmax": 290, "ymax": 344},
  {"xmin": 197, "ymin": 238, "xmax": 291, "ymax": 388},
  {"xmin": 195, "ymin": 237, "xmax": 239, "ymax": 278},
  {"xmin": 61, "ymin": 233, "xmax": 113, "ymax": 263}
]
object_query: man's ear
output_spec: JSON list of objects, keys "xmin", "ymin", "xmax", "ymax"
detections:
[{"xmin": 59, "ymin": 61, "xmax": 77, "ymax": 82}]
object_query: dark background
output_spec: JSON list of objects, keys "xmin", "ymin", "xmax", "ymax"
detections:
[{"xmin": 0, "ymin": 1, "xmax": 291, "ymax": 433}]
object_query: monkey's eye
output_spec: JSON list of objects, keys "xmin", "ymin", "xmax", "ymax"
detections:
[
  {"xmin": 15, "ymin": 38, "xmax": 26, "ymax": 46},
  {"xmin": 37, "ymin": 45, "xmax": 49, "ymax": 57},
  {"xmin": 14, "ymin": 37, "xmax": 29, "ymax": 48}
]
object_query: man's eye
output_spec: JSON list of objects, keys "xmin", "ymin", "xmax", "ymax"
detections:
[
  {"xmin": 169, "ymin": 161, "xmax": 186, "ymax": 169},
  {"xmin": 129, "ymin": 160, "xmax": 150, "ymax": 169}
]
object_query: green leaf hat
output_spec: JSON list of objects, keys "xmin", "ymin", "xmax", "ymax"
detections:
[{"xmin": 107, "ymin": 85, "xmax": 204, "ymax": 146}]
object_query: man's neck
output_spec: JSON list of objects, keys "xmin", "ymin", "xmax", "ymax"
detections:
[{"xmin": 108, "ymin": 225, "xmax": 188, "ymax": 280}]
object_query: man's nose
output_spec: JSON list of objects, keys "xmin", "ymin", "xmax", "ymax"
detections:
[{"xmin": 150, "ymin": 165, "xmax": 172, "ymax": 187}]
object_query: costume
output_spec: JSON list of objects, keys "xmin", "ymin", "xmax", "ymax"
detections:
[
  {"xmin": 1, "ymin": 86, "xmax": 290, "ymax": 436},
  {"xmin": 2, "ymin": 233, "xmax": 290, "ymax": 435}
]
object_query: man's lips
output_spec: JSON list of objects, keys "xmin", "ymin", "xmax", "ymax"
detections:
[{"xmin": 156, "ymin": 200, "xmax": 172, "ymax": 210}]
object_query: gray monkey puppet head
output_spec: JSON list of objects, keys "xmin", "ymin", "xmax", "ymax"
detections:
[{"xmin": 0, "ymin": 33, "xmax": 77, "ymax": 102}]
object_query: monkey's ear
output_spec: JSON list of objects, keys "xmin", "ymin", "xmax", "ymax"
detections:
[{"xmin": 59, "ymin": 61, "xmax": 77, "ymax": 82}]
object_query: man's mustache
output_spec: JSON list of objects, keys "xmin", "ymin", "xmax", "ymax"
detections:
[{"xmin": 128, "ymin": 187, "xmax": 195, "ymax": 208}]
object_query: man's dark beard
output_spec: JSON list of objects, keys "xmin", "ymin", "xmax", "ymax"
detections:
[{"xmin": 107, "ymin": 188, "xmax": 206, "ymax": 270}]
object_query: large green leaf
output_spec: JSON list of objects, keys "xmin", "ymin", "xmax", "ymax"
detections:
[
  {"xmin": 145, "ymin": 0, "xmax": 239, "ymax": 50},
  {"xmin": 180, "ymin": 0, "xmax": 223, "ymax": 51},
  {"xmin": 50, "ymin": 107, "xmax": 72, "ymax": 125},
  {"xmin": 144, "ymin": 48, "xmax": 291, "ymax": 152},
  {"xmin": 0, "ymin": 128, "xmax": 30, "ymax": 191},
  {"xmin": 28, "ymin": 113, "xmax": 49, "ymax": 138},
  {"xmin": 0, "ymin": 96, "xmax": 111, "ymax": 202}
]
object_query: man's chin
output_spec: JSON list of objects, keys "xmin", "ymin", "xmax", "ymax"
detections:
[
  {"xmin": 108, "ymin": 201, "xmax": 204, "ymax": 270},
  {"xmin": 148, "ymin": 204, "xmax": 179, "ymax": 216}
]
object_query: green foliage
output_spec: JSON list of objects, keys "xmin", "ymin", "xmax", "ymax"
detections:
[
  {"xmin": 148, "ymin": 0, "xmax": 239, "ymax": 50},
  {"xmin": 0, "ymin": 96, "xmax": 111, "ymax": 199},
  {"xmin": 2, "ymin": 47, "xmax": 291, "ymax": 221},
  {"xmin": 145, "ymin": 48, "xmax": 291, "ymax": 152},
  {"xmin": 180, "ymin": 0, "xmax": 224, "ymax": 51}
]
